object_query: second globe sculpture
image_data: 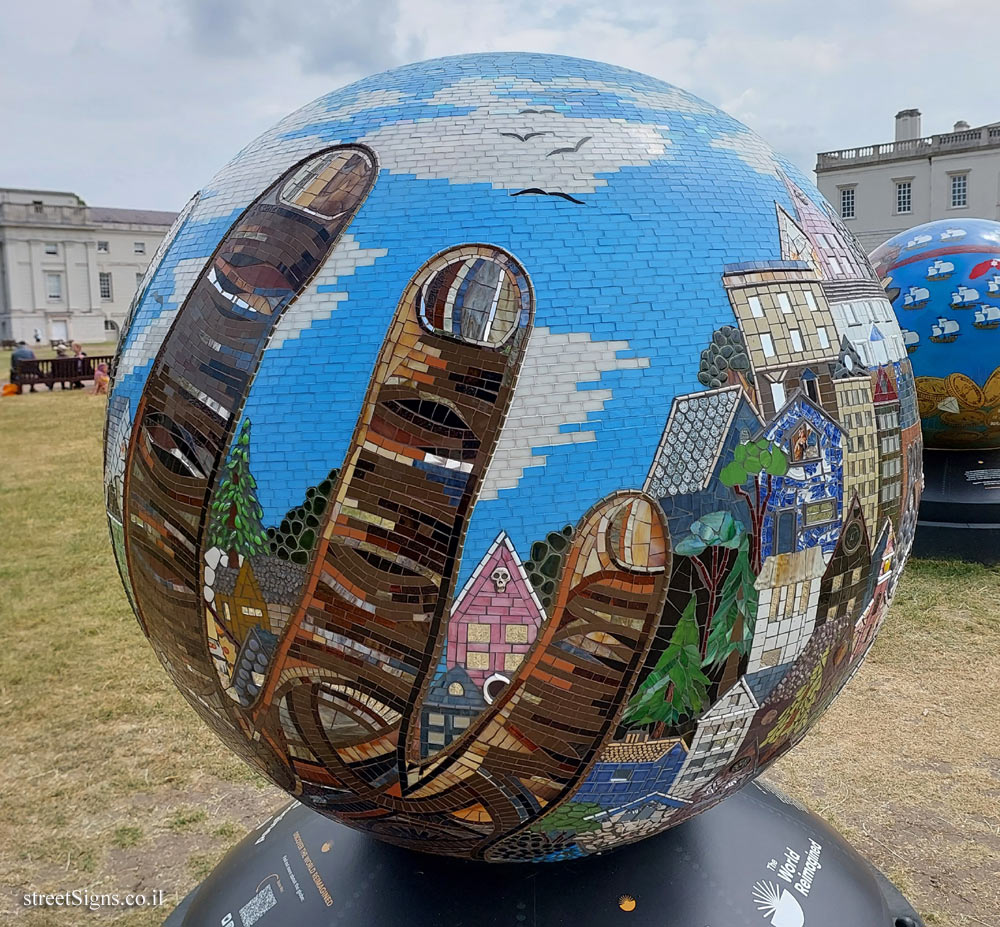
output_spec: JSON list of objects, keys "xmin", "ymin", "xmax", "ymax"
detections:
[
  {"xmin": 105, "ymin": 53, "xmax": 920, "ymax": 862},
  {"xmin": 870, "ymin": 217, "xmax": 1000, "ymax": 449}
]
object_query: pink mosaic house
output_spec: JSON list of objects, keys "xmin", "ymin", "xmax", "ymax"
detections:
[{"xmin": 446, "ymin": 533, "xmax": 546, "ymax": 696}]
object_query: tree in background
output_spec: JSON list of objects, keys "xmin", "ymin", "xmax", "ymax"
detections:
[
  {"xmin": 623, "ymin": 596, "xmax": 711, "ymax": 735},
  {"xmin": 719, "ymin": 438, "xmax": 789, "ymax": 572},
  {"xmin": 207, "ymin": 419, "xmax": 268, "ymax": 569},
  {"xmin": 268, "ymin": 467, "xmax": 339, "ymax": 565},
  {"xmin": 702, "ymin": 538, "xmax": 758, "ymax": 693},
  {"xmin": 674, "ymin": 511, "xmax": 759, "ymax": 696},
  {"xmin": 675, "ymin": 512, "xmax": 745, "ymax": 622}
]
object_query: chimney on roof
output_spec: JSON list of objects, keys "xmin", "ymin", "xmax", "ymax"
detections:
[
  {"xmin": 895, "ymin": 109, "xmax": 922, "ymax": 141},
  {"xmin": 953, "ymin": 120, "xmax": 970, "ymax": 132}
]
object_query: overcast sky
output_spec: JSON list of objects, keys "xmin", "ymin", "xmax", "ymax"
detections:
[{"xmin": 2, "ymin": 0, "xmax": 994, "ymax": 211}]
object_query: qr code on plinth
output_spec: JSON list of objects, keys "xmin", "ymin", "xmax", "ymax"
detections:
[{"xmin": 239, "ymin": 884, "xmax": 276, "ymax": 926}]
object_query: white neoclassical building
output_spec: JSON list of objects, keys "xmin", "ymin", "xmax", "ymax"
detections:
[
  {"xmin": 816, "ymin": 110, "xmax": 1000, "ymax": 251},
  {"xmin": 0, "ymin": 187, "xmax": 176, "ymax": 344}
]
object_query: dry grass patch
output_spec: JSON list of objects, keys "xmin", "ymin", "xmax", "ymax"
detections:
[
  {"xmin": 0, "ymin": 390, "xmax": 284, "ymax": 926},
  {"xmin": 770, "ymin": 558, "xmax": 1000, "ymax": 927},
  {"xmin": 1, "ymin": 387, "xmax": 997, "ymax": 926}
]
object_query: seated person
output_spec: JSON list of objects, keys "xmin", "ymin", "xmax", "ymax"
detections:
[{"xmin": 10, "ymin": 341, "xmax": 37, "ymax": 393}]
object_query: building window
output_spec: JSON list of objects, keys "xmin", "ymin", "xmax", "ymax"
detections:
[
  {"xmin": 240, "ymin": 606, "xmax": 263, "ymax": 617},
  {"xmin": 467, "ymin": 652, "xmax": 490, "ymax": 670},
  {"xmin": 789, "ymin": 329, "xmax": 804, "ymax": 352},
  {"xmin": 747, "ymin": 295, "xmax": 764, "ymax": 318},
  {"xmin": 895, "ymin": 180, "xmax": 912, "ymax": 214},
  {"xmin": 839, "ymin": 187, "xmax": 856, "ymax": 219},
  {"xmin": 447, "ymin": 682, "xmax": 464, "ymax": 697},
  {"xmin": 804, "ymin": 290, "xmax": 818, "ymax": 311},
  {"xmin": 789, "ymin": 420, "xmax": 820, "ymax": 462},
  {"xmin": 97, "ymin": 240, "xmax": 109, "ymax": 253},
  {"xmin": 32, "ymin": 200, "xmax": 43, "ymax": 214},
  {"xmin": 816, "ymin": 326, "xmax": 830, "ymax": 349},
  {"xmin": 770, "ymin": 381, "xmax": 786, "ymax": 410},
  {"xmin": 760, "ymin": 332, "xmax": 776, "ymax": 358},
  {"xmin": 610, "ymin": 766, "xmax": 633, "ymax": 783},
  {"xmin": 466, "ymin": 623, "xmax": 490, "ymax": 643},
  {"xmin": 805, "ymin": 500, "xmax": 836, "ymax": 525},
  {"xmin": 776, "ymin": 292, "xmax": 793, "ymax": 314},
  {"xmin": 45, "ymin": 273, "xmax": 62, "ymax": 300},
  {"xmin": 504, "ymin": 652, "xmax": 523, "ymax": 672},
  {"xmin": 505, "ymin": 624, "xmax": 528, "ymax": 644},
  {"xmin": 133, "ymin": 241, "xmax": 146, "ymax": 254},
  {"xmin": 950, "ymin": 173, "xmax": 968, "ymax": 208},
  {"xmin": 135, "ymin": 272, "xmax": 144, "ymax": 288},
  {"xmin": 99, "ymin": 271, "xmax": 113, "ymax": 300},
  {"xmin": 44, "ymin": 242, "xmax": 58, "ymax": 255}
]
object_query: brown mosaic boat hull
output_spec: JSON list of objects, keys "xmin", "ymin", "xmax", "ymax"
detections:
[{"xmin": 121, "ymin": 147, "xmax": 377, "ymax": 775}]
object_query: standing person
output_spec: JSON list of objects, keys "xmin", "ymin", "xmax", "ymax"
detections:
[
  {"xmin": 71, "ymin": 341, "xmax": 87, "ymax": 389},
  {"xmin": 10, "ymin": 341, "xmax": 37, "ymax": 393},
  {"xmin": 32, "ymin": 328, "xmax": 42, "ymax": 345}
]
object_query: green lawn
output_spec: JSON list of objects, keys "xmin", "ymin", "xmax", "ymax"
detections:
[
  {"xmin": 0, "ymin": 387, "xmax": 997, "ymax": 925},
  {"xmin": 0, "ymin": 389, "xmax": 283, "ymax": 926}
]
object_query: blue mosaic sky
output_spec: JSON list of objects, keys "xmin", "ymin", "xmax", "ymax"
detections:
[{"xmin": 114, "ymin": 53, "xmax": 831, "ymax": 586}]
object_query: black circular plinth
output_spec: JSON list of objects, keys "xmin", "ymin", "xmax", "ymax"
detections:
[
  {"xmin": 164, "ymin": 782, "xmax": 922, "ymax": 927},
  {"xmin": 913, "ymin": 447, "xmax": 1000, "ymax": 562}
]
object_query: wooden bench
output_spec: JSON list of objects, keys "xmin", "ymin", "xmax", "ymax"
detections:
[{"xmin": 10, "ymin": 354, "xmax": 114, "ymax": 391}]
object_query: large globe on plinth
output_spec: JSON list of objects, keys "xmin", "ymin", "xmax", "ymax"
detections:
[
  {"xmin": 870, "ymin": 218, "xmax": 1000, "ymax": 449},
  {"xmin": 104, "ymin": 53, "xmax": 920, "ymax": 861}
]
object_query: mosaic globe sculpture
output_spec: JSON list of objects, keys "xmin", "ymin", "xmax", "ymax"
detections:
[
  {"xmin": 870, "ymin": 218, "xmax": 1000, "ymax": 449},
  {"xmin": 105, "ymin": 53, "xmax": 920, "ymax": 862}
]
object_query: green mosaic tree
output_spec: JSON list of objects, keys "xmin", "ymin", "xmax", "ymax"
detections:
[
  {"xmin": 623, "ymin": 595, "xmax": 711, "ymax": 731},
  {"xmin": 523, "ymin": 525, "xmax": 575, "ymax": 612},
  {"xmin": 268, "ymin": 467, "xmax": 339, "ymax": 565},
  {"xmin": 703, "ymin": 540, "xmax": 758, "ymax": 692},
  {"xmin": 207, "ymin": 419, "xmax": 268, "ymax": 569},
  {"xmin": 719, "ymin": 438, "xmax": 789, "ymax": 573},
  {"xmin": 675, "ymin": 511, "xmax": 745, "ymax": 620},
  {"xmin": 675, "ymin": 512, "xmax": 759, "ymax": 695}
]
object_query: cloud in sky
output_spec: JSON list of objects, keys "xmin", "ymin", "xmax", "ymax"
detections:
[{"xmin": 1, "ymin": 0, "xmax": 995, "ymax": 211}]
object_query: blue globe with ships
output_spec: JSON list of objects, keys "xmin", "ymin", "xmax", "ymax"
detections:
[
  {"xmin": 870, "ymin": 218, "xmax": 1000, "ymax": 449},
  {"xmin": 105, "ymin": 53, "xmax": 919, "ymax": 861}
]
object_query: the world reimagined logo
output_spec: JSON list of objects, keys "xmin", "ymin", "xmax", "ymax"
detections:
[{"xmin": 752, "ymin": 838, "xmax": 824, "ymax": 927}]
